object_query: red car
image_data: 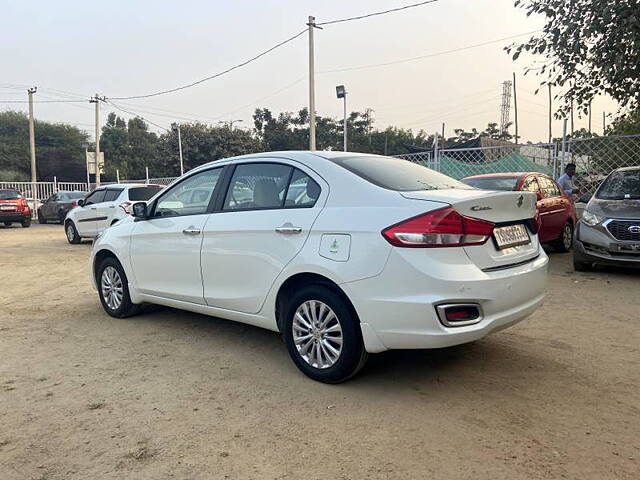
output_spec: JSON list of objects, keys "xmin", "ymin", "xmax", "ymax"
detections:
[
  {"xmin": 0, "ymin": 189, "xmax": 32, "ymax": 228},
  {"xmin": 462, "ymin": 172, "xmax": 577, "ymax": 252}
]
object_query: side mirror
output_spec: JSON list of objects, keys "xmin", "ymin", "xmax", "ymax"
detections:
[
  {"xmin": 77, "ymin": 199, "xmax": 85, "ymax": 207},
  {"xmin": 578, "ymin": 193, "xmax": 592, "ymax": 203},
  {"xmin": 132, "ymin": 202, "xmax": 148, "ymax": 219}
]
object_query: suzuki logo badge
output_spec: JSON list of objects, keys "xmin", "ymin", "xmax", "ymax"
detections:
[{"xmin": 517, "ymin": 195, "xmax": 524, "ymax": 208}]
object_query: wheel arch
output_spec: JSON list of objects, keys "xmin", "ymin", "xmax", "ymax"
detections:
[
  {"xmin": 93, "ymin": 248, "xmax": 121, "ymax": 283},
  {"xmin": 274, "ymin": 272, "xmax": 359, "ymax": 334}
]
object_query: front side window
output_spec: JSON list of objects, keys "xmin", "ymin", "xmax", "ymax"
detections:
[
  {"xmin": 154, "ymin": 169, "xmax": 221, "ymax": 217},
  {"xmin": 596, "ymin": 170, "xmax": 640, "ymax": 200},
  {"xmin": 223, "ymin": 163, "xmax": 292, "ymax": 211},
  {"xmin": 84, "ymin": 190, "xmax": 106, "ymax": 206}
]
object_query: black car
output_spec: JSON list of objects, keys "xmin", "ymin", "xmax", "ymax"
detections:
[
  {"xmin": 38, "ymin": 191, "xmax": 86, "ymax": 224},
  {"xmin": 573, "ymin": 166, "xmax": 640, "ymax": 270}
]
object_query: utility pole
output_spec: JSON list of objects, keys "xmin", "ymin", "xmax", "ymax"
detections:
[
  {"xmin": 172, "ymin": 123, "xmax": 184, "ymax": 176},
  {"xmin": 27, "ymin": 87, "xmax": 37, "ymax": 218},
  {"xmin": 570, "ymin": 99, "xmax": 574, "ymax": 135},
  {"xmin": 588, "ymin": 100, "xmax": 592, "ymax": 134},
  {"xmin": 441, "ymin": 122, "xmax": 445, "ymax": 147},
  {"xmin": 308, "ymin": 16, "xmax": 318, "ymax": 150},
  {"xmin": 90, "ymin": 94, "xmax": 102, "ymax": 187},
  {"xmin": 603, "ymin": 112, "xmax": 606, "ymax": 134},
  {"xmin": 512, "ymin": 72, "xmax": 519, "ymax": 144},
  {"xmin": 548, "ymin": 84, "xmax": 552, "ymax": 144}
]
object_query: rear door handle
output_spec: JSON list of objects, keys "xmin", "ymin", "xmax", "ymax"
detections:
[
  {"xmin": 275, "ymin": 226, "xmax": 302, "ymax": 234},
  {"xmin": 183, "ymin": 227, "xmax": 201, "ymax": 235}
]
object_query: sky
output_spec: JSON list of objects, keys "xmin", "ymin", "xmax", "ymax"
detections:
[{"xmin": 0, "ymin": 0, "xmax": 619, "ymax": 144}]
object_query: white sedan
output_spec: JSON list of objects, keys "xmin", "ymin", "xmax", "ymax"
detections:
[{"xmin": 90, "ymin": 152, "xmax": 548, "ymax": 383}]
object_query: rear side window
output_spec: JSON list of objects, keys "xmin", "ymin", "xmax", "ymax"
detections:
[
  {"xmin": 463, "ymin": 176, "xmax": 519, "ymax": 191},
  {"xmin": 65, "ymin": 192, "xmax": 86, "ymax": 200},
  {"xmin": 331, "ymin": 155, "xmax": 469, "ymax": 191},
  {"xmin": 521, "ymin": 176, "xmax": 540, "ymax": 194},
  {"xmin": 223, "ymin": 163, "xmax": 292, "ymax": 211},
  {"xmin": 285, "ymin": 169, "xmax": 321, "ymax": 207},
  {"xmin": 538, "ymin": 176, "xmax": 561, "ymax": 198},
  {"xmin": 0, "ymin": 191, "xmax": 21, "ymax": 200},
  {"xmin": 128, "ymin": 186, "xmax": 163, "ymax": 201},
  {"xmin": 103, "ymin": 189, "xmax": 123, "ymax": 202}
]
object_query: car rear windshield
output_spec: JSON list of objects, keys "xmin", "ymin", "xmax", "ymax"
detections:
[
  {"xmin": 462, "ymin": 176, "xmax": 519, "ymax": 191},
  {"xmin": 0, "ymin": 191, "xmax": 21, "ymax": 200},
  {"xmin": 128, "ymin": 186, "xmax": 163, "ymax": 201},
  {"xmin": 330, "ymin": 155, "xmax": 470, "ymax": 191},
  {"xmin": 63, "ymin": 192, "xmax": 85, "ymax": 200},
  {"xmin": 596, "ymin": 170, "xmax": 640, "ymax": 200}
]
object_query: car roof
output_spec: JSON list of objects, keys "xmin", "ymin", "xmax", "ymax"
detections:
[
  {"xmin": 95, "ymin": 183, "xmax": 161, "ymax": 189},
  {"xmin": 615, "ymin": 166, "xmax": 640, "ymax": 172}
]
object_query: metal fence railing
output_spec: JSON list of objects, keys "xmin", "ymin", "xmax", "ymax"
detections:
[{"xmin": 395, "ymin": 134, "xmax": 640, "ymax": 196}]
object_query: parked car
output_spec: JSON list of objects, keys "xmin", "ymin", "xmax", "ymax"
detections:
[
  {"xmin": 38, "ymin": 191, "xmax": 86, "ymax": 224},
  {"xmin": 90, "ymin": 152, "xmax": 548, "ymax": 383},
  {"xmin": 573, "ymin": 166, "xmax": 640, "ymax": 271},
  {"xmin": 0, "ymin": 189, "xmax": 32, "ymax": 227},
  {"xmin": 462, "ymin": 172, "xmax": 577, "ymax": 252},
  {"xmin": 64, "ymin": 184, "xmax": 163, "ymax": 244}
]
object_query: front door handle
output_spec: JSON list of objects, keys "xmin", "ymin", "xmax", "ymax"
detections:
[
  {"xmin": 275, "ymin": 225, "xmax": 302, "ymax": 234},
  {"xmin": 182, "ymin": 227, "xmax": 201, "ymax": 235}
]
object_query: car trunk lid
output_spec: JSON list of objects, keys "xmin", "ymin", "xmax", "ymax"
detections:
[{"xmin": 400, "ymin": 189, "xmax": 541, "ymax": 270}]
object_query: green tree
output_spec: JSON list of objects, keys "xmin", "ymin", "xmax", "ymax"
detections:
[
  {"xmin": 508, "ymin": 0, "xmax": 640, "ymax": 117},
  {"xmin": 0, "ymin": 110, "xmax": 89, "ymax": 181}
]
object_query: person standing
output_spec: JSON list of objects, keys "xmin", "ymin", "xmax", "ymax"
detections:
[{"xmin": 558, "ymin": 163, "xmax": 578, "ymax": 195}]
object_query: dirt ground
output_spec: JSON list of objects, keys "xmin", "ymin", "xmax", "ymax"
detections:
[{"xmin": 1, "ymin": 224, "xmax": 638, "ymax": 480}]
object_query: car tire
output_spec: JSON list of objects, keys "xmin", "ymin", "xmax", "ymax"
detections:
[
  {"xmin": 282, "ymin": 285, "xmax": 368, "ymax": 383},
  {"xmin": 38, "ymin": 210, "xmax": 47, "ymax": 224},
  {"xmin": 21, "ymin": 218, "xmax": 31, "ymax": 228},
  {"xmin": 96, "ymin": 256, "xmax": 141, "ymax": 318},
  {"xmin": 573, "ymin": 258, "xmax": 593, "ymax": 272},
  {"xmin": 552, "ymin": 221, "xmax": 573, "ymax": 253},
  {"xmin": 65, "ymin": 221, "xmax": 81, "ymax": 244},
  {"xmin": 3, "ymin": 222, "xmax": 11, "ymax": 227}
]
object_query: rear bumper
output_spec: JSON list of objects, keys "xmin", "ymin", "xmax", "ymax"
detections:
[
  {"xmin": 0, "ymin": 212, "xmax": 30, "ymax": 222},
  {"xmin": 343, "ymin": 248, "xmax": 548, "ymax": 353},
  {"xmin": 574, "ymin": 222, "xmax": 640, "ymax": 267}
]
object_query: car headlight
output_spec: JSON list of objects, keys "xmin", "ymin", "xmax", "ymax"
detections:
[{"xmin": 582, "ymin": 210, "xmax": 603, "ymax": 226}]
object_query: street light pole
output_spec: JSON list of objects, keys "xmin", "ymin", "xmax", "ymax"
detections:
[
  {"xmin": 90, "ymin": 94, "xmax": 102, "ymax": 187},
  {"xmin": 27, "ymin": 86, "xmax": 37, "ymax": 217},
  {"xmin": 336, "ymin": 85, "xmax": 347, "ymax": 151}
]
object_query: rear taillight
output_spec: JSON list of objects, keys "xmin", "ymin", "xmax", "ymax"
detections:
[
  {"xmin": 382, "ymin": 206, "xmax": 494, "ymax": 248},
  {"xmin": 19, "ymin": 198, "xmax": 30, "ymax": 213},
  {"xmin": 119, "ymin": 201, "xmax": 133, "ymax": 214}
]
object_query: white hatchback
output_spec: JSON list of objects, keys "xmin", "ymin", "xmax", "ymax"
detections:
[
  {"xmin": 90, "ymin": 152, "xmax": 548, "ymax": 383},
  {"xmin": 65, "ymin": 184, "xmax": 163, "ymax": 243}
]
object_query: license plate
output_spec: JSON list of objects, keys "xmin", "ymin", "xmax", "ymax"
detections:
[
  {"xmin": 493, "ymin": 224, "xmax": 531, "ymax": 250},
  {"xmin": 0, "ymin": 205, "xmax": 15, "ymax": 211}
]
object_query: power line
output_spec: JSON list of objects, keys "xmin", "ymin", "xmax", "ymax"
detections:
[
  {"xmin": 319, "ymin": 31, "xmax": 540, "ymax": 74},
  {"xmin": 104, "ymin": 99, "xmax": 170, "ymax": 131},
  {"xmin": 108, "ymin": 29, "xmax": 307, "ymax": 100},
  {"xmin": 317, "ymin": 0, "xmax": 439, "ymax": 26},
  {"xmin": 0, "ymin": 99, "xmax": 87, "ymax": 103}
]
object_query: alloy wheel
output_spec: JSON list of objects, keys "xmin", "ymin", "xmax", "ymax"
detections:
[
  {"xmin": 292, "ymin": 300, "xmax": 343, "ymax": 369},
  {"xmin": 563, "ymin": 223, "xmax": 573, "ymax": 250},
  {"xmin": 101, "ymin": 266, "xmax": 124, "ymax": 311},
  {"xmin": 66, "ymin": 224, "xmax": 75, "ymax": 242}
]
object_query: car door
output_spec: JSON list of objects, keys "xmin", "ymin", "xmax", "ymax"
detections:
[
  {"xmin": 537, "ymin": 176, "xmax": 565, "ymax": 241},
  {"xmin": 42, "ymin": 194, "xmax": 57, "ymax": 219},
  {"xmin": 74, "ymin": 189, "xmax": 106, "ymax": 236},
  {"xmin": 200, "ymin": 161, "xmax": 326, "ymax": 314},
  {"xmin": 96, "ymin": 188, "xmax": 124, "ymax": 230},
  {"xmin": 129, "ymin": 168, "xmax": 224, "ymax": 305}
]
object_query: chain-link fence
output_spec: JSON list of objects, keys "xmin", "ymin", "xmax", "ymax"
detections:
[{"xmin": 395, "ymin": 134, "xmax": 640, "ymax": 196}]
